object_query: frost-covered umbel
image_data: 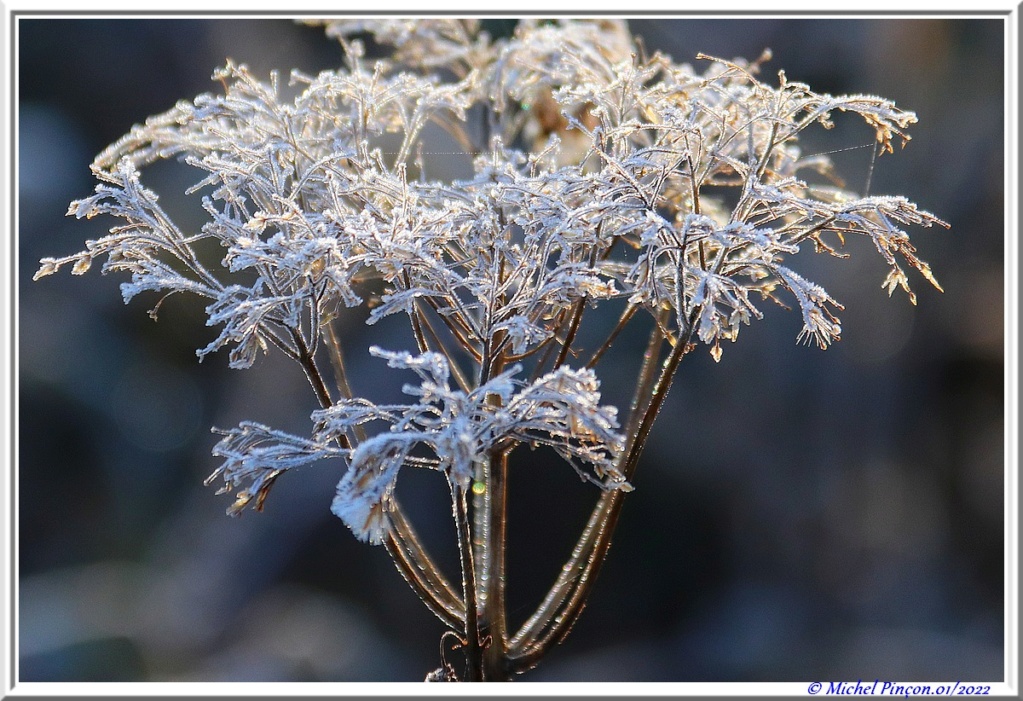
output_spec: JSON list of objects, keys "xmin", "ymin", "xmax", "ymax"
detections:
[{"xmin": 37, "ymin": 19, "xmax": 945, "ymax": 680}]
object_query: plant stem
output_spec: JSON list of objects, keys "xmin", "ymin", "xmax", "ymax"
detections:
[
  {"xmin": 471, "ymin": 242, "xmax": 511, "ymax": 679},
  {"xmin": 586, "ymin": 302, "xmax": 638, "ymax": 369},
  {"xmin": 553, "ymin": 297, "xmax": 586, "ymax": 371},
  {"xmin": 386, "ymin": 510, "xmax": 465, "ymax": 630},
  {"xmin": 452, "ymin": 480, "xmax": 482, "ymax": 681},
  {"xmin": 321, "ymin": 322, "xmax": 465, "ymax": 630},
  {"xmin": 508, "ymin": 312, "xmax": 664, "ymax": 654},
  {"xmin": 481, "ymin": 449, "xmax": 510, "ymax": 681},
  {"xmin": 509, "ymin": 304, "xmax": 700, "ymax": 670},
  {"xmin": 292, "ymin": 328, "xmax": 334, "ymax": 412},
  {"xmin": 470, "ymin": 342, "xmax": 511, "ymax": 680}
]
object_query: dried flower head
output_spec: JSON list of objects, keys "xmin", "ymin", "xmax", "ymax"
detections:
[{"xmin": 35, "ymin": 18, "xmax": 946, "ymax": 680}]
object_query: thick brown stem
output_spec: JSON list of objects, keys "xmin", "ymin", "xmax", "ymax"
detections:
[
  {"xmin": 452, "ymin": 481, "xmax": 482, "ymax": 681},
  {"xmin": 481, "ymin": 450, "xmax": 510, "ymax": 681}
]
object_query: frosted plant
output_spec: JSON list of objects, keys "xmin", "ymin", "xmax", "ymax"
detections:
[{"xmin": 36, "ymin": 18, "xmax": 947, "ymax": 681}]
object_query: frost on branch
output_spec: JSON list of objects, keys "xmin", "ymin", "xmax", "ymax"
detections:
[
  {"xmin": 319, "ymin": 348, "xmax": 626, "ymax": 544},
  {"xmin": 38, "ymin": 21, "xmax": 947, "ymax": 366},
  {"xmin": 38, "ymin": 19, "xmax": 946, "ymax": 538},
  {"xmin": 35, "ymin": 158, "xmax": 220, "ymax": 311},
  {"xmin": 202, "ymin": 346, "xmax": 624, "ymax": 543},
  {"xmin": 302, "ymin": 18, "xmax": 488, "ymax": 74},
  {"xmin": 207, "ymin": 422, "xmax": 341, "ymax": 516}
]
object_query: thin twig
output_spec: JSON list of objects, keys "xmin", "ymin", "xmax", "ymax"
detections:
[
  {"xmin": 385, "ymin": 508, "xmax": 465, "ymax": 629},
  {"xmin": 417, "ymin": 304, "xmax": 475, "ymax": 394},
  {"xmin": 585, "ymin": 303, "xmax": 639, "ymax": 369},
  {"xmin": 553, "ymin": 297, "xmax": 586, "ymax": 370},
  {"xmin": 292, "ymin": 327, "xmax": 333, "ymax": 411}
]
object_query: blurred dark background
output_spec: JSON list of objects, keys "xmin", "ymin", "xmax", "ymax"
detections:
[{"xmin": 17, "ymin": 17, "xmax": 1005, "ymax": 682}]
